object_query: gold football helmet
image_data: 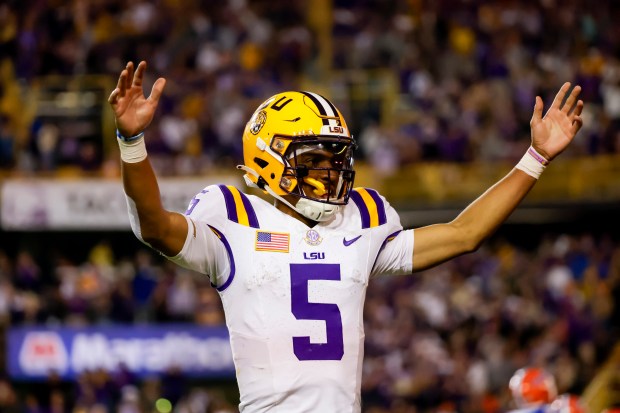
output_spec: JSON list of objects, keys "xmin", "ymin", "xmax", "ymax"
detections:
[{"xmin": 238, "ymin": 91, "xmax": 356, "ymax": 221}]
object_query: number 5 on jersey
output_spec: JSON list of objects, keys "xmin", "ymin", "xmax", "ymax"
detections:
[{"xmin": 290, "ymin": 264, "xmax": 344, "ymax": 361}]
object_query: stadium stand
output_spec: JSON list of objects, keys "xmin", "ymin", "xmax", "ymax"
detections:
[{"xmin": 1, "ymin": 0, "xmax": 619, "ymax": 412}]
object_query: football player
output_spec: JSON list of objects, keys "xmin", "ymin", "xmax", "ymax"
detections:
[
  {"xmin": 508, "ymin": 367, "xmax": 585, "ymax": 413},
  {"xmin": 108, "ymin": 61, "xmax": 584, "ymax": 413}
]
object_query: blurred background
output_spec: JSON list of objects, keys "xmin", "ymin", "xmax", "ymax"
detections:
[{"xmin": 0, "ymin": 0, "xmax": 619, "ymax": 412}]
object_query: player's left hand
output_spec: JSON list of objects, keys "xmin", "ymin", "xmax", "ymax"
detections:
[{"xmin": 530, "ymin": 82, "xmax": 584, "ymax": 161}]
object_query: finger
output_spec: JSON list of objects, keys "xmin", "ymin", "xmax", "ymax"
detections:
[
  {"xmin": 530, "ymin": 96, "xmax": 543, "ymax": 126},
  {"xmin": 550, "ymin": 82, "xmax": 571, "ymax": 110},
  {"xmin": 562, "ymin": 85, "xmax": 581, "ymax": 114},
  {"xmin": 147, "ymin": 78, "xmax": 167, "ymax": 105},
  {"xmin": 107, "ymin": 88, "xmax": 120, "ymax": 104},
  {"xmin": 571, "ymin": 115, "xmax": 583, "ymax": 135},
  {"xmin": 116, "ymin": 70, "xmax": 127, "ymax": 97},
  {"xmin": 125, "ymin": 62, "xmax": 134, "ymax": 91},
  {"xmin": 132, "ymin": 61, "xmax": 147, "ymax": 88},
  {"xmin": 570, "ymin": 100, "xmax": 584, "ymax": 117}
]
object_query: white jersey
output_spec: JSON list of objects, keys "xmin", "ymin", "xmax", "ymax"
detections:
[{"xmin": 168, "ymin": 185, "xmax": 414, "ymax": 413}]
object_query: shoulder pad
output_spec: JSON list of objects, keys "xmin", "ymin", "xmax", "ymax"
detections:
[
  {"xmin": 349, "ymin": 187, "xmax": 387, "ymax": 229},
  {"xmin": 217, "ymin": 185, "xmax": 260, "ymax": 228}
]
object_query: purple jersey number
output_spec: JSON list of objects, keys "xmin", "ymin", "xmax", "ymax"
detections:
[
  {"xmin": 185, "ymin": 198, "xmax": 199, "ymax": 215},
  {"xmin": 290, "ymin": 263, "xmax": 344, "ymax": 361},
  {"xmin": 184, "ymin": 189, "xmax": 208, "ymax": 215}
]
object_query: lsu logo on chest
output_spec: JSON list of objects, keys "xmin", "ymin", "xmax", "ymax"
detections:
[{"xmin": 303, "ymin": 252, "xmax": 325, "ymax": 260}]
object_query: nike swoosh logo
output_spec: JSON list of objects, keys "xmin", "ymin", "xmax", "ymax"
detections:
[
  {"xmin": 284, "ymin": 117, "xmax": 301, "ymax": 122},
  {"xmin": 343, "ymin": 235, "xmax": 362, "ymax": 246}
]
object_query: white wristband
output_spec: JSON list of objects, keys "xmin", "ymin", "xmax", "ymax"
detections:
[
  {"xmin": 515, "ymin": 146, "xmax": 549, "ymax": 179},
  {"xmin": 118, "ymin": 135, "xmax": 147, "ymax": 163}
]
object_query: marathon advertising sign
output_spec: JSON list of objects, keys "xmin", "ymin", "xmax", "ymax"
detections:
[{"xmin": 7, "ymin": 325, "xmax": 235, "ymax": 380}]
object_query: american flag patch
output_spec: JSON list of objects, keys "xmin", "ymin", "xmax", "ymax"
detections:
[{"xmin": 255, "ymin": 231, "xmax": 289, "ymax": 253}]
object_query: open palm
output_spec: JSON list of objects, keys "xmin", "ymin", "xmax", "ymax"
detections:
[
  {"xmin": 530, "ymin": 82, "xmax": 584, "ymax": 161},
  {"xmin": 107, "ymin": 61, "xmax": 166, "ymax": 138}
]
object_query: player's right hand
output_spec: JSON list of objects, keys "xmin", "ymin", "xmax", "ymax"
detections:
[{"xmin": 107, "ymin": 61, "xmax": 166, "ymax": 138}]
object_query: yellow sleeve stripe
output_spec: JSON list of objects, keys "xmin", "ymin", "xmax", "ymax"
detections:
[
  {"xmin": 228, "ymin": 186, "xmax": 249, "ymax": 227},
  {"xmin": 356, "ymin": 188, "xmax": 379, "ymax": 227},
  {"xmin": 350, "ymin": 187, "xmax": 387, "ymax": 228},
  {"xmin": 218, "ymin": 185, "xmax": 260, "ymax": 228}
]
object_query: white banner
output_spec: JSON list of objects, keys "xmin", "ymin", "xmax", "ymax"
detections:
[{"xmin": 0, "ymin": 176, "xmax": 240, "ymax": 230}]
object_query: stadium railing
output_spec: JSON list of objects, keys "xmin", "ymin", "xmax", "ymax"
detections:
[{"xmin": 581, "ymin": 342, "xmax": 620, "ymax": 413}]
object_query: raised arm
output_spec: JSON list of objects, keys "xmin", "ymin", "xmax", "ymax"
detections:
[
  {"xmin": 108, "ymin": 61, "xmax": 188, "ymax": 256},
  {"xmin": 411, "ymin": 83, "xmax": 584, "ymax": 271}
]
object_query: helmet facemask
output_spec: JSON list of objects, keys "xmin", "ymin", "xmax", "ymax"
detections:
[{"xmin": 277, "ymin": 136, "xmax": 356, "ymax": 206}]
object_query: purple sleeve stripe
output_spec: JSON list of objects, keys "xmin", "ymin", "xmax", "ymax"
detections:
[
  {"xmin": 366, "ymin": 188, "xmax": 387, "ymax": 226},
  {"xmin": 239, "ymin": 191, "xmax": 260, "ymax": 228},
  {"xmin": 350, "ymin": 190, "xmax": 371, "ymax": 229},
  {"xmin": 379, "ymin": 230, "xmax": 402, "ymax": 253},
  {"xmin": 218, "ymin": 185, "xmax": 238, "ymax": 223},
  {"xmin": 208, "ymin": 225, "xmax": 236, "ymax": 292},
  {"xmin": 219, "ymin": 185, "xmax": 260, "ymax": 228},
  {"xmin": 371, "ymin": 230, "xmax": 403, "ymax": 273}
]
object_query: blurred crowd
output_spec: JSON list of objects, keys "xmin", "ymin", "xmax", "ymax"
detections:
[
  {"xmin": 1, "ymin": 0, "xmax": 620, "ymax": 412},
  {"xmin": 0, "ymin": 240, "xmax": 234, "ymax": 413},
  {"xmin": 0, "ymin": 0, "xmax": 620, "ymax": 175},
  {"xmin": 0, "ymin": 229, "xmax": 619, "ymax": 412},
  {"xmin": 362, "ymin": 232, "xmax": 620, "ymax": 412}
]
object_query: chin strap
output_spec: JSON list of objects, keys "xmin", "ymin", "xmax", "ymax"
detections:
[
  {"xmin": 236, "ymin": 165, "xmax": 339, "ymax": 222},
  {"xmin": 295, "ymin": 197, "xmax": 339, "ymax": 222}
]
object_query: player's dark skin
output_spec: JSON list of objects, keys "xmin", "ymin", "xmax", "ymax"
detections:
[
  {"xmin": 109, "ymin": 60, "xmax": 584, "ymax": 271},
  {"xmin": 279, "ymin": 148, "xmax": 344, "ymax": 227}
]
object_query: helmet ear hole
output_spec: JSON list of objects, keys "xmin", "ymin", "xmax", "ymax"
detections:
[
  {"xmin": 256, "ymin": 176, "xmax": 268, "ymax": 189},
  {"xmin": 254, "ymin": 157, "xmax": 269, "ymax": 169}
]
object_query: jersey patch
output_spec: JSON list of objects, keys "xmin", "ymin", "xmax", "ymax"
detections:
[
  {"xmin": 350, "ymin": 188, "xmax": 387, "ymax": 229},
  {"xmin": 255, "ymin": 230, "xmax": 290, "ymax": 253},
  {"xmin": 218, "ymin": 185, "xmax": 260, "ymax": 228}
]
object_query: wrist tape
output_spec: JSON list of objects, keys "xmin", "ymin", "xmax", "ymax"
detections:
[
  {"xmin": 117, "ymin": 130, "xmax": 147, "ymax": 163},
  {"xmin": 515, "ymin": 146, "xmax": 549, "ymax": 179}
]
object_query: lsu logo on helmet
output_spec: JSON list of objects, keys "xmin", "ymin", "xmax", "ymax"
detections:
[{"xmin": 249, "ymin": 110, "xmax": 267, "ymax": 135}]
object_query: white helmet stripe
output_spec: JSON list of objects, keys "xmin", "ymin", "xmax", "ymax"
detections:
[
  {"xmin": 303, "ymin": 91, "xmax": 340, "ymax": 127},
  {"xmin": 305, "ymin": 91, "xmax": 336, "ymax": 116},
  {"xmin": 315, "ymin": 92, "xmax": 340, "ymax": 117}
]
